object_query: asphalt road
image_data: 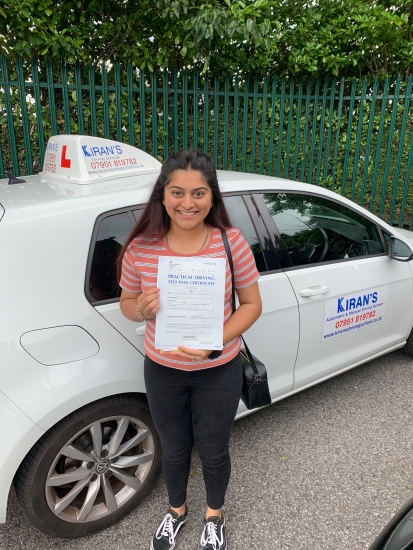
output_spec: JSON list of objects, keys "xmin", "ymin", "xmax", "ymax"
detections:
[{"xmin": 1, "ymin": 350, "xmax": 413, "ymax": 550}]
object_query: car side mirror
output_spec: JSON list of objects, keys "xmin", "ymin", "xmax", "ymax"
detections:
[{"xmin": 388, "ymin": 236, "xmax": 413, "ymax": 262}]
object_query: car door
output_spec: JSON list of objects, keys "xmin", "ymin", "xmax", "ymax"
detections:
[
  {"xmin": 85, "ymin": 208, "xmax": 148, "ymax": 355},
  {"xmin": 85, "ymin": 196, "xmax": 300, "ymax": 401},
  {"xmin": 255, "ymin": 191, "xmax": 413, "ymax": 391},
  {"xmin": 223, "ymin": 194, "xmax": 299, "ymax": 400}
]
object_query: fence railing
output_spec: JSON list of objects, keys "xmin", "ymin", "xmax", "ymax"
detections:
[{"xmin": 1, "ymin": 56, "xmax": 412, "ymax": 227}]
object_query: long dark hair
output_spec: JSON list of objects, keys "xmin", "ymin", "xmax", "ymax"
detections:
[{"xmin": 117, "ymin": 149, "xmax": 232, "ymax": 281}]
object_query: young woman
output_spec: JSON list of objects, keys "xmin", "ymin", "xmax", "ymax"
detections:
[{"xmin": 118, "ymin": 149, "xmax": 262, "ymax": 550}]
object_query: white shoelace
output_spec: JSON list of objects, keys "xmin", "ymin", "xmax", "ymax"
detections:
[
  {"xmin": 201, "ymin": 520, "xmax": 223, "ymax": 550},
  {"xmin": 155, "ymin": 513, "xmax": 177, "ymax": 545}
]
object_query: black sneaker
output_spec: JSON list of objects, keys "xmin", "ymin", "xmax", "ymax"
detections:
[
  {"xmin": 200, "ymin": 514, "xmax": 227, "ymax": 550},
  {"xmin": 150, "ymin": 506, "xmax": 188, "ymax": 550}
]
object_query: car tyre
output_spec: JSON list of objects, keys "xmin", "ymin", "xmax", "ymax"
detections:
[
  {"xmin": 14, "ymin": 394, "xmax": 161, "ymax": 538},
  {"xmin": 402, "ymin": 328, "xmax": 413, "ymax": 356}
]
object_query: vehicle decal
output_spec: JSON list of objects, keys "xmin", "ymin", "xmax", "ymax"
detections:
[
  {"xmin": 321, "ymin": 285, "xmax": 388, "ymax": 341},
  {"xmin": 60, "ymin": 145, "xmax": 71, "ymax": 168}
]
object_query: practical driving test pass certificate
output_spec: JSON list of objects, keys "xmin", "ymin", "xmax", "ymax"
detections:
[{"xmin": 155, "ymin": 256, "xmax": 226, "ymax": 351}]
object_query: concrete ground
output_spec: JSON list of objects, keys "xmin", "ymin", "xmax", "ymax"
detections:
[{"xmin": 1, "ymin": 350, "xmax": 413, "ymax": 550}]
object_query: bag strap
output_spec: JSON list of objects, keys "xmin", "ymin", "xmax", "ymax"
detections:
[
  {"xmin": 221, "ymin": 229, "xmax": 236, "ymax": 314},
  {"xmin": 220, "ymin": 229, "xmax": 256, "ymax": 366}
]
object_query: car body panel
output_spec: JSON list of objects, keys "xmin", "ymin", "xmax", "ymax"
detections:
[
  {"xmin": 2, "ymin": 150, "xmax": 413, "ymax": 527},
  {"xmin": 286, "ymin": 256, "xmax": 413, "ymax": 389},
  {"xmin": 0, "ymin": 205, "xmax": 147, "ymax": 429},
  {"xmin": 20, "ymin": 325, "xmax": 100, "ymax": 365}
]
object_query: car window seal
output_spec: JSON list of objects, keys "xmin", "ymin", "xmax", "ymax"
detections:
[{"xmin": 280, "ymin": 252, "xmax": 388, "ymax": 272}]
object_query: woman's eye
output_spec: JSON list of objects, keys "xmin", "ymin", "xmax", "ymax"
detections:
[{"xmin": 194, "ymin": 192, "xmax": 205, "ymax": 197}]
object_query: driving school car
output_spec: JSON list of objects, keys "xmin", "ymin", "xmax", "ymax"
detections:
[{"xmin": 1, "ymin": 135, "xmax": 413, "ymax": 539}]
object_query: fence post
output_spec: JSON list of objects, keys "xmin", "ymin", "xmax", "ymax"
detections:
[
  {"xmin": 350, "ymin": 78, "xmax": 368, "ymax": 201},
  {"xmin": 162, "ymin": 69, "xmax": 169, "ymax": 159},
  {"xmin": 88, "ymin": 64, "xmax": 97, "ymax": 137},
  {"xmin": 114, "ymin": 63, "xmax": 122, "ymax": 143},
  {"xmin": 331, "ymin": 78, "xmax": 344, "ymax": 191},
  {"xmin": 139, "ymin": 69, "xmax": 146, "ymax": 151},
  {"xmin": 31, "ymin": 58, "xmax": 45, "ymax": 168},
  {"xmin": 369, "ymin": 78, "xmax": 390, "ymax": 213},
  {"xmin": 16, "ymin": 57, "xmax": 34, "ymax": 175},
  {"xmin": 232, "ymin": 75, "xmax": 240, "ymax": 171},
  {"xmin": 389, "ymin": 75, "xmax": 413, "ymax": 225},
  {"xmin": 46, "ymin": 59, "xmax": 58, "ymax": 136},
  {"xmin": 193, "ymin": 70, "xmax": 199, "ymax": 152},
  {"xmin": 292, "ymin": 79, "xmax": 303, "ymax": 181},
  {"xmin": 151, "ymin": 69, "xmax": 158, "ymax": 157},
  {"xmin": 1, "ymin": 55, "xmax": 19, "ymax": 175},
  {"xmin": 379, "ymin": 76, "xmax": 401, "ymax": 218},
  {"xmin": 127, "ymin": 64, "xmax": 135, "ymax": 146},
  {"xmin": 308, "ymin": 79, "xmax": 320, "ymax": 185},
  {"xmin": 359, "ymin": 78, "xmax": 379, "ymax": 207}
]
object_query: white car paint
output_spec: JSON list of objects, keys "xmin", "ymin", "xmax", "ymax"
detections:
[{"xmin": 1, "ymin": 136, "xmax": 413, "ymax": 528}]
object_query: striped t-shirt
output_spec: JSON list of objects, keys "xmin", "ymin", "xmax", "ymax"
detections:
[{"xmin": 120, "ymin": 226, "xmax": 260, "ymax": 370}]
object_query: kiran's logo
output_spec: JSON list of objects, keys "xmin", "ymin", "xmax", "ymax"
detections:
[
  {"xmin": 337, "ymin": 292, "xmax": 378, "ymax": 313},
  {"xmin": 81, "ymin": 144, "xmax": 123, "ymax": 157}
]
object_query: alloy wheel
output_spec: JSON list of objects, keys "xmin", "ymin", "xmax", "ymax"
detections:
[{"xmin": 45, "ymin": 415, "xmax": 155, "ymax": 523}]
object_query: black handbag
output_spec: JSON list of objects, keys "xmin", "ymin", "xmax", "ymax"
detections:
[{"xmin": 221, "ymin": 230, "xmax": 272, "ymax": 410}]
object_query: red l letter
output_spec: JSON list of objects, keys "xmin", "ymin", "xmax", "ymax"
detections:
[{"xmin": 61, "ymin": 145, "xmax": 71, "ymax": 168}]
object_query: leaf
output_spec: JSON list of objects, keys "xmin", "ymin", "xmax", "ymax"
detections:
[
  {"xmin": 181, "ymin": 45, "xmax": 187, "ymax": 56},
  {"xmin": 281, "ymin": 455, "xmax": 289, "ymax": 461}
]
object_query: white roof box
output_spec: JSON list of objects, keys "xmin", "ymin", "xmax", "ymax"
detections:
[{"xmin": 40, "ymin": 135, "xmax": 162, "ymax": 184}]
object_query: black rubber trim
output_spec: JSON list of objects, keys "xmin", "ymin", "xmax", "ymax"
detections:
[
  {"xmin": 242, "ymin": 194, "xmax": 280, "ymax": 272},
  {"xmin": 84, "ymin": 204, "xmax": 144, "ymax": 306},
  {"xmin": 251, "ymin": 193, "xmax": 292, "ymax": 269}
]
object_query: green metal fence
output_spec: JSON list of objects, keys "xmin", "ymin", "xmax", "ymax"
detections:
[{"xmin": 1, "ymin": 55, "xmax": 413, "ymax": 227}]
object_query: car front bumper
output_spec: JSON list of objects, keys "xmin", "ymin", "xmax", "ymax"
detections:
[{"xmin": 0, "ymin": 390, "xmax": 44, "ymax": 523}]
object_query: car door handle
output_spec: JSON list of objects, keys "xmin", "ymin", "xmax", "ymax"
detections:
[
  {"xmin": 299, "ymin": 285, "xmax": 329, "ymax": 297},
  {"xmin": 135, "ymin": 324, "xmax": 146, "ymax": 336}
]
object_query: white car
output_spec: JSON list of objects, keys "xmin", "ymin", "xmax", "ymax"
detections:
[{"xmin": 1, "ymin": 135, "xmax": 413, "ymax": 539}]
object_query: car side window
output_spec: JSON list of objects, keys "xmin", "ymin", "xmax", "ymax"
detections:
[
  {"xmin": 89, "ymin": 213, "xmax": 133, "ymax": 302},
  {"xmin": 261, "ymin": 193, "xmax": 385, "ymax": 267},
  {"xmin": 224, "ymin": 195, "xmax": 267, "ymax": 273}
]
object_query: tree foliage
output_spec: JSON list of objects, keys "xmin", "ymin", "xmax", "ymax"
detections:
[{"xmin": 0, "ymin": 0, "xmax": 412, "ymax": 77}]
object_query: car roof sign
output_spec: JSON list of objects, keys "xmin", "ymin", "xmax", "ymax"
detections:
[{"xmin": 40, "ymin": 135, "xmax": 162, "ymax": 184}]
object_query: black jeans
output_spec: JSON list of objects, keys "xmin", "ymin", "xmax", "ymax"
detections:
[{"xmin": 144, "ymin": 354, "xmax": 243, "ymax": 509}]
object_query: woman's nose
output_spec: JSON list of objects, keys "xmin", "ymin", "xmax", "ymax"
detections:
[{"xmin": 181, "ymin": 194, "xmax": 194, "ymax": 209}]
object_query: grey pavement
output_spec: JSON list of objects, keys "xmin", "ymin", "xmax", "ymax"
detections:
[{"xmin": 1, "ymin": 350, "xmax": 413, "ymax": 550}]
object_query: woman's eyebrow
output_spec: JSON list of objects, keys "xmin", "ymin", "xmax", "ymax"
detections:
[{"xmin": 168, "ymin": 185, "xmax": 208, "ymax": 191}]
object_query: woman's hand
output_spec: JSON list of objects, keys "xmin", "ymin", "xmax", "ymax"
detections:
[
  {"xmin": 137, "ymin": 287, "xmax": 160, "ymax": 319},
  {"xmin": 119, "ymin": 288, "xmax": 160, "ymax": 322},
  {"xmin": 168, "ymin": 346, "xmax": 213, "ymax": 362}
]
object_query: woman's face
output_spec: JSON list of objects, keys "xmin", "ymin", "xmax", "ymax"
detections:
[{"xmin": 163, "ymin": 169, "xmax": 213, "ymax": 232}]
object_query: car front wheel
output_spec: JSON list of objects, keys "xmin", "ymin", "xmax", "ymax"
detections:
[{"xmin": 14, "ymin": 394, "xmax": 161, "ymax": 538}]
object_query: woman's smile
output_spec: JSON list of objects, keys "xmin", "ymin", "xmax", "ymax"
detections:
[{"xmin": 177, "ymin": 209, "xmax": 198, "ymax": 217}]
